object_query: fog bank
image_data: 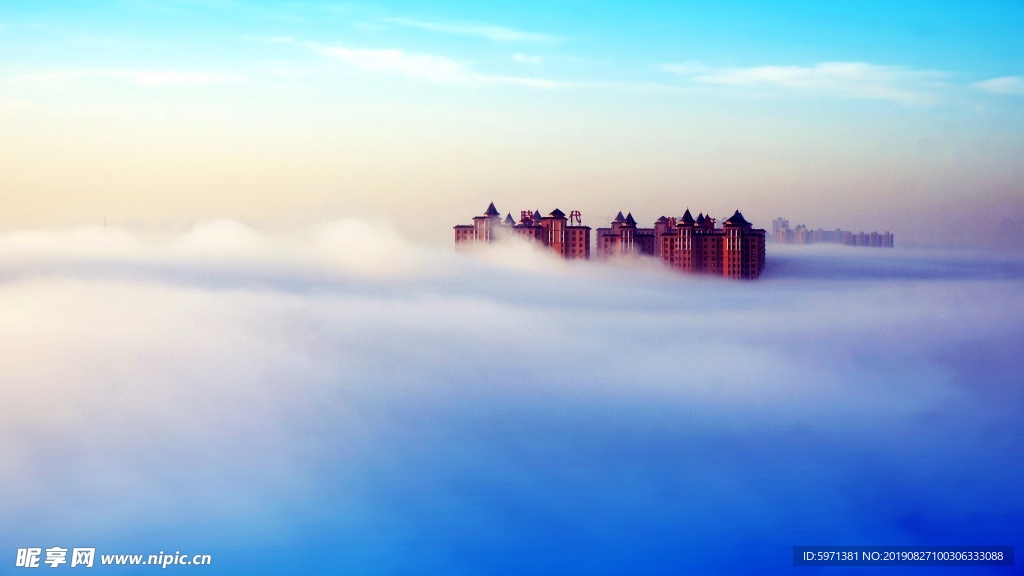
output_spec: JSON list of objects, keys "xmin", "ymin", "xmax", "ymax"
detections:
[{"xmin": 1, "ymin": 222, "xmax": 1021, "ymax": 574}]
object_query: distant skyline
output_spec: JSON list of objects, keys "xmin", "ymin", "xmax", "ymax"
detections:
[{"xmin": 1, "ymin": 1, "xmax": 1022, "ymax": 247}]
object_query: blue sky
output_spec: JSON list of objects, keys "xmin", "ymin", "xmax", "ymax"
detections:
[
  {"xmin": 7, "ymin": 1, "xmax": 1023, "ymax": 82},
  {"xmin": 1, "ymin": 1, "xmax": 1022, "ymax": 245}
]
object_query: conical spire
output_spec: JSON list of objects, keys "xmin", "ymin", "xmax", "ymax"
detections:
[
  {"xmin": 504, "ymin": 213, "xmax": 515, "ymax": 226},
  {"xmin": 723, "ymin": 209, "xmax": 751, "ymax": 227},
  {"xmin": 696, "ymin": 213, "xmax": 705, "ymax": 225},
  {"xmin": 613, "ymin": 211, "xmax": 625, "ymax": 222},
  {"xmin": 680, "ymin": 209, "xmax": 695, "ymax": 225},
  {"xmin": 533, "ymin": 210, "xmax": 542, "ymax": 221},
  {"xmin": 624, "ymin": 212, "xmax": 637, "ymax": 226},
  {"xmin": 549, "ymin": 208, "xmax": 566, "ymax": 218}
]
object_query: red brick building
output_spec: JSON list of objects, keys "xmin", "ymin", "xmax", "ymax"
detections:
[
  {"xmin": 457, "ymin": 204, "xmax": 766, "ymax": 279},
  {"xmin": 666, "ymin": 209, "xmax": 766, "ymax": 279},
  {"xmin": 596, "ymin": 209, "xmax": 766, "ymax": 279},
  {"xmin": 454, "ymin": 203, "xmax": 591, "ymax": 260}
]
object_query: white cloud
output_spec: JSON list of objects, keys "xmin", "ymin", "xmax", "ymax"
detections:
[
  {"xmin": 314, "ymin": 44, "xmax": 568, "ymax": 88},
  {"xmin": 663, "ymin": 61, "xmax": 946, "ymax": 104},
  {"xmin": 385, "ymin": 17, "xmax": 558, "ymax": 43},
  {"xmin": 16, "ymin": 69, "xmax": 243, "ymax": 87},
  {"xmin": 486, "ymin": 75, "xmax": 566, "ymax": 89},
  {"xmin": 244, "ymin": 35, "xmax": 296, "ymax": 44},
  {"xmin": 0, "ymin": 222, "xmax": 1022, "ymax": 570},
  {"xmin": 659, "ymin": 61, "xmax": 709, "ymax": 75},
  {"xmin": 972, "ymin": 76, "xmax": 1024, "ymax": 95},
  {"xmin": 317, "ymin": 45, "xmax": 469, "ymax": 82},
  {"xmin": 512, "ymin": 53, "xmax": 543, "ymax": 65}
]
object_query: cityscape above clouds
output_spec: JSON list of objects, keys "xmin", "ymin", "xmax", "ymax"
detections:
[{"xmin": 2, "ymin": 2, "xmax": 1023, "ymax": 574}]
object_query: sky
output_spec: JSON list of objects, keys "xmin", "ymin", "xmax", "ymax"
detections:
[
  {"xmin": 0, "ymin": 223, "xmax": 1022, "ymax": 573},
  {"xmin": 3, "ymin": 5, "xmax": 1023, "ymax": 571},
  {"xmin": 1, "ymin": 1, "xmax": 1023, "ymax": 247}
]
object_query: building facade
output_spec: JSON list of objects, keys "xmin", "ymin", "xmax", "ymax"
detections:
[
  {"xmin": 594, "ymin": 211, "xmax": 660, "ymax": 257},
  {"xmin": 656, "ymin": 210, "xmax": 766, "ymax": 279},
  {"xmin": 457, "ymin": 204, "xmax": 766, "ymax": 279},
  {"xmin": 454, "ymin": 203, "xmax": 591, "ymax": 260}
]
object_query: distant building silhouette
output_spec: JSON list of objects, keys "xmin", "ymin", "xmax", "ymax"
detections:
[{"xmin": 772, "ymin": 218, "xmax": 893, "ymax": 248}]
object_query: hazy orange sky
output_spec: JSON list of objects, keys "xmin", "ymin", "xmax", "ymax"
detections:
[{"xmin": 2, "ymin": 1, "xmax": 1022, "ymax": 247}]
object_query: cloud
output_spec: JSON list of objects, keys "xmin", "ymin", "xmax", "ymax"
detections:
[
  {"xmin": 249, "ymin": 35, "xmax": 296, "ymax": 44},
  {"xmin": 314, "ymin": 44, "xmax": 569, "ymax": 88},
  {"xmin": 15, "ymin": 69, "xmax": 244, "ymax": 87},
  {"xmin": 972, "ymin": 75, "xmax": 1024, "ymax": 95},
  {"xmin": 0, "ymin": 223, "xmax": 1022, "ymax": 573},
  {"xmin": 316, "ymin": 45, "xmax": 469, "ymax": 82},
  {"xmin": 659, "ymin": 61, "xmax": 709, "ymax": 75},
  {"xmin": 385, "ymin": 17, "xmax": 559, "ymax": 43},
  {"xmin": 486, "ymin": 75, "xmax": 566, "ymax": 89},
  {"xmin": 663, "ymin": 61, "xmax": 947, "ymax": 103},
  {"xmin": 512, "ymin": 53, "xmax": 543, "ymax": 65}
]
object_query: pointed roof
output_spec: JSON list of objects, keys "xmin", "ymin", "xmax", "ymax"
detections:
[
  {"xmin": 613, "ymin": 211, "xmax": 625, "ymax": 222},
  {"xmin": 696, "ymin": 213, "xmax": 705, "ymax": 225},
  {"xmin": 680, "ymin": 209, "xmax": 695, "ymax": 225},
  {"xmin": 624, "ymin": 212, "xmax": 637, "ymax": 226},
  {"xmin": 655, "ymin": 216, "xmax": 668, "ymax": 223},
  {"xmin": 485, "ymin": 202, "xmax": 500, "ymax": 217},
  {"xmin": 723, "ymin": 210, "xmax": 751, "ymax": 227},
  {"xmin": 504, "ymin": 213, "xmax": 515, "ymax": 226},
  {"xmin": 549, "ymin": 208, "xmax": 566, "ymax": 218},
  {"xmin": 533, "ymin": 210, "xmax": 542, "ymax": 220}
]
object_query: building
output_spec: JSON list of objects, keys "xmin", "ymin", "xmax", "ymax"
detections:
[
  {"xmin": 770, "ymin": 217, "xmax": 893, "ymax": 248},
  {"xmin": 657, "ymin": 210, "xmax": 766, "ymax": 279},
  {"xmin": 454, "ymin": 203, "xmax": 591, "ymax": 259},
  {"xmin": 594, "ymin": 211, "xmax": 661, "ymax": 257},
  {"xmin": 596, "ymin": 209, "xmax": 766, "ymax": 279},
  {"xmin": 772, "ymin": 217, "xmax": 790, "ymax": 243},
  {"xmin": 457, "ymin": 204, "xmax": 766, "ymax": 279}
]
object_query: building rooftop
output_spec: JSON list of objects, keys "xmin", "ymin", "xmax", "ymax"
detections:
[{"xmin": 723, "ymin": 210, "xmax": 751, "ymax": 227}]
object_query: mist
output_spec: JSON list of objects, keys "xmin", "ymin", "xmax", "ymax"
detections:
[{"xmin": 1, "ymin": 221, "xmax": 1022, "ymax": 574}]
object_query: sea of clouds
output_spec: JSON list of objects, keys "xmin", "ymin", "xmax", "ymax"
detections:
[{"xmin": 1, "ymin": 220, "xmax": 1022, "ymax": 574}]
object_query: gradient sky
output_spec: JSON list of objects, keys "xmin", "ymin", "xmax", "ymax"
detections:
[{"xmin": 1, "ymin": 1, "xmax": 1023, "ymax": 246}]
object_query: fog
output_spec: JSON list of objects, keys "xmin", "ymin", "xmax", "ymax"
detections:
[{"xmin": 1, "ymin": 221, "xmax": 1022, "ymax": 574}]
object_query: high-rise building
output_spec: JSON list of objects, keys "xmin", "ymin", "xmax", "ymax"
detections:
[
  {"xmin": 596, "ymin": 209, "xmax": 766, "ymax": 279},
  {"xmin": 656, "ymin": 210, "xmax": 766, "ymax": 279},
  {"xmin": 770, "ymin": 217, "xmax": 893, "ymax": 248},
  {"xmin": 772, "ymin": 217, "xmax": 790, "ymax": 244},
  {"xmin": 594, "ymin": 211, "xmax": 661, "ymax": 257},
  {"xmin": 456, "ymin": 204, "xmax": 767, "ymax": 279},
  {"xmin": 454, "ymin": 203, "xmax": 591, "ymax": 259}
]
